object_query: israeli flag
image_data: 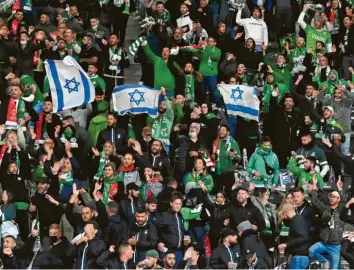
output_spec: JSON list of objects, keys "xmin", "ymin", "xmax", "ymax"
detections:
[
  {"xmin": 112, "ymin": 85, "xmax": 161, "ymax": 117},
  {"xmin": 219, "ymin": 84, "xmax": 260, "ymax": 122},
  {"xmin": 44, "ymin": 56, "xmax": 95, "ymax": 112}
]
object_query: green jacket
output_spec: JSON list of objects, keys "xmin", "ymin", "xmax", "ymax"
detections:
[
  {"xmin": 184, "ymin": 172, "xmax": 214, "ymax": 193},
  {"xmin": 88, "ymin": 114, "xmax": 107, "ymax": 147},
  {"xmin": 180, "ymin": 204, "xmax": 203, "ymax": 231},
  {"xmin": 173, "ymin": 103, "xmax": 184, "ymax": 124},
  {"xmin": 287, "ymin": 157, "xmax": 324, "ymax": 197},
  {"xmin": 182, "ymin": 46, "xmax": 221, "ymax": 76},
  {"xmin": 318, "ymin": 70, "xmax": 353, "ymax": 95},
  {"xmin": 263, "ymin": 55, "xmax": 292, "ymax": 90},
  {"xmin": 90, "ymin": 75, "xmax": 106, "ymax": 93},
  {"xmin": 143, "ymin": 43, "xmax": 180, "ymax": 94},
  {"xmin": 214, "ymin": 136, "xmax": 241, "ymax": 175},
  {"xmin": 21, "ymin": 75, "xmax": 44, "ymax": 106},
  {"xmin": 261, "ymin": 83, "xmax": 289, "ymax": 113},
  {"xmin": 247, "ymin": 148, "xmax": 280, "ymax": 187}
]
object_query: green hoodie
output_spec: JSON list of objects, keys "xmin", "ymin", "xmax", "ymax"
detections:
[
  {"xmin": 318, "ymin": 70, "xmax": 354, "ymax": 95},
  {"xmin": 247, "ymin": 148, "xmax": 280, "ymax": 187},
  {"xmin": 262, "ymin": 82, "xmax": 289, "ymax": 113},
  {"xmin": 263, "ymin": 55, "xmax": 293, "ymax": 90},
  {"xmin": 21, "ymin": 75, "xmax": 44, "ymax": 106},
  {"xmin": 182, "ymin": 46, "xmax": 221, "ymax": 76},
  {"xmin": 88, "ymin": 114, "xmax": 107, "ymax": 147},
  {"xmin": 214, "ymin": 136, "xmax": 241, "ymax": 175},
  {"xmin": 143, "ymin": 43, "xmax": 180, "ymax": 95},
  {"xmin": 184, "ymin": 172, "xmax": 214, "ymax": 193},
  {"xmin": 287, "ymin": 157, "xmax": 324, "ymax": 197}
]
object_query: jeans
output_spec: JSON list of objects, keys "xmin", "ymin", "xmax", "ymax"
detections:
[
  {"xmin": 227, "ymin": 26, "xmax": 236, "ymax": 38},
  {"xmin": 227, "ymin": 116, "xmax": 237, "ymax": 137},
  {"xmin": 202, "ymin": 76, "xmax": 221, "ymax": 107},
  {"xmin": 208, "ymin": 3, "xmax": 219, "ymax": 27},
  {"xmin": 341, "ymin": 133, "xmax": 351, "ymax": 155},
  {"xmin": 290, "ymin": 256, "xmax": 309, "ymax": 270},
  {"xmin": 255, "ymin": 43, "xmax": 262, "ymax": 52},
  {"xmin": 189, "ymin": 226, "xmax": 207, "ymax": 245},
  {"xmin": 309, "ymin": 241, "xmax": 341, "ymax": 270}
]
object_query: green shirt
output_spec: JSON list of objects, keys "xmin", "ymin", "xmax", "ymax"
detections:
[{"xmin": 304, "ymin": 25, "xmax": 332, "ymax": 51}]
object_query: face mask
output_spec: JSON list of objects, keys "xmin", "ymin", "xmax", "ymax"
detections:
[
  {"xmin": 50, "ymin": 236, "xmax": 57, "ymax": 243},
  {"xmin": 260, "ymin": 145, "xmax": 272, "ymax": 153},
  {"xmin": 20, "ymin": 40, "xmax": 27, "ymax": 45},
  {"xmin": 64, "ymin": 129, "xmax": 74, "ymax": 139},
  {"xmin": 189, "ymin": 132, "xmax": 198, "ymax": 138},
  {"xmin": 257, "ymin": 0, "xmax": 263, "ymax": 6}
]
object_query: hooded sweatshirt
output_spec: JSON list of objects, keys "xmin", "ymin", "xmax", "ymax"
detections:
[
  {"xmin": 318, "ymin": 70, "xmax": 352, "ymax": 95},
  {"xmin": 88, "ymin": 114, "xmax": 108, "ymax": 147},
  {"xmin": 247, "ymin": 147, "xmax": 280, "ymax": 187}
]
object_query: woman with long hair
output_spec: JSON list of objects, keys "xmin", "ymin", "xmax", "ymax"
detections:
[
  {"xmin": 184, "ymin": 157, "xmax": 214, "ymax": 194},
  {"xmin": 277, "ymin": 192, "xmax": 294, "ymax": 243}
]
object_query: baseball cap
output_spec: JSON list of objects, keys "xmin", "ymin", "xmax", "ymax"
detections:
[
  {"xmin": 324, "ymin": 106, "xmax": 334, "ymax": 113},
  {"xmin": 244, "ymin": 248, "xmax": 256, "ymax": 260},
  {"xmin": 329, "ymin": 191, "xmax": 340, "ymax": 201},
  {"xmin": 146, "ymin": 249, "xmax": 159, "ymax": 259},
  {"xmin": 220, "ymin": 228, "xmax": 237, "ymax": 239},
  {"xmin": 278, "ymin": 203, "xmax": 294, "ymax": 216}
]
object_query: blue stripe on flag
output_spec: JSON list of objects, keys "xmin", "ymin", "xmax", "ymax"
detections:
[
  {"xmin": 112, "ymin": 84, "xmax": 161, "ymax": 93},
  {"xmin": 47, "ymin": 59, "xmax": 64, "ymax": 111},
  {"xmin": 118, "ymin": 107, "xmax": 159, "ymax": 116},
  {"xmin": 225, "ymin": 104, "xmax": 259, "ymax": 117},
  {"xmin": 79, "ymin": 70, "xmax": 90, "ymax": 105}
]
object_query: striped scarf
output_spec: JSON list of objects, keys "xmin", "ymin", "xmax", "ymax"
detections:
[
  {"xmin": 129, "ymin": 36, "xmax": 146, "ymax": 56},
  {"xmin": 94, "ymin": 152, "xmax": 108, "ymax": 181}
]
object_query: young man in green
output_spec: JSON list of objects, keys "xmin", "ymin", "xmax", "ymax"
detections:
[
  {"xmin": 88, "ymin": 101, "xmax": 109, "ymax": 147},
  {"xmin": 297, "ymin": 4, "xmax": 332, "ymax": 52},
  {"xmin": 285, "ymin": 37, "xmax": 307, "ymax": 76},
  {"xmin": 141, "ymin": 40, "xmax": 180, "ymax": 98},
  {"xmin": 261, "ymin": 74, "xmax": 289, "ymax": 114},
  {"xmin": 247, "ymin": 136, "xmax": 280, "ymax": 188},
  {"xmin": 180, "ymin": 37, "xmax": 222, "ymax": 107},
  {"xmin": 287, "ymin": 155, "xmax": 324, "ymax": 198},
  {"xmin": 147, "ymin": 87, "xmax": 174, "ymax": 152},
  {"xmin": 63, "ymin": 28, "xmax": 82, "ymax": 60},
  {"xmin": 212, "ymin": 124, "xmax": 241, "ymax": 195},
  {"xmin": 88, "ymin": 64, "xmax": 106, "ymax": 95}
]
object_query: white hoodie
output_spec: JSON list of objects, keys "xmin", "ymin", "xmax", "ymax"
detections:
[
  {"xmin": 177, "ymin": 12, "xmax": 194, "ymax": 39},
  {"xmin": 236, "ymin": 9, "xmax": 268, "ymax": 46}
]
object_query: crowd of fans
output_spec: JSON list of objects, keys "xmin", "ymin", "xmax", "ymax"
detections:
[{"xmin": 0, "ymin": 0, "xmax": 354, "ymax": 269}]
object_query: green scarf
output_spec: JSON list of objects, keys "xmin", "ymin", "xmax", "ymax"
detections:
[
  {"xmin": 213, "ymin": 136, "xmax": 232, "ymax": 175},
  {"xmin": 184, "ymin": 75, "xmax": 195, "ymax": 104},
  {"xmin": 17, "ymin": 98, "xmax": 26, "ymax": 121},
  {"xmin": 94, "ymin": 152, "xmax": 109, "ymax": 181},
  {"xmin": 59, "ymin": 172, "xmax": 73, "ymax": 193},
  {"xmin": 103, "ymin": 174, "xmax": 123, "ymax": 205}
]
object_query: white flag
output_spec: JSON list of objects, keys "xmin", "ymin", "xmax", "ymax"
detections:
[
  {"xmin": 44, "ymin": 56, "xmax": 95, "ymax": 112},
  {"xmin": 112, "ymin": 85, "xmax": 161, "ymax": 117},
  {"xmin": 219, "ymin": 84, "xmax": 260, "ymax": 121}
]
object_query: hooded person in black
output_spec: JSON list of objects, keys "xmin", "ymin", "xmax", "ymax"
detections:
[
  {"xmin": 215, "ymin": 22, "xmax": 233, "ymax": 60},
  {"xmin": 32, "ymin": 236, "xmax": 64, "ymax": 269},
  {"xmin": 237, "ymin": 221, "xmax": 271, "ymax": 268},
  {"xmin": 106, "ymin": 201, "xmax": 128, "ymax": 247}
]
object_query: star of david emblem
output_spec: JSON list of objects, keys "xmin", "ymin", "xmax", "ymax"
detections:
[
  {"xmin": 64, "ymin": 77, "xmax": 80, "ymax": 93},
  {"xmin": 230, "ymin": 87, "xmax": 244, "ymax": 102},
  {"xmin": 129, "ymin": 89, "xmax": 145, "ymax": 105}
]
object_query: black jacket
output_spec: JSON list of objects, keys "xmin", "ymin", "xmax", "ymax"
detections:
[
  {"xmin": 153, "ymin": 209, "xmax": 185, "ymax": 249},
  {"xmin": 96, "ymin": 126, "xmax": 128, "ymax": 154},
  {"xmin": 0, "ymin": 98, "xmax": 39, "ymax": 125},
  {"xmin": 286, "ymin": 214, "xmax": 310, "ymax": 256},
  {"xmin": 195, "ymin": 7, "xmax": 214, "ymax": 36},
  {"xmin": 119, "ymin": 197, "xmax": 145, "ymax": 225},
  {"xmin": 105, "ymin": 215, "xmax": 128, "ymax": 247},
  {"xmin": 129, "ymin": 221, "xmax": 158, "ymax": 262},
  {"xmin": 73, "ymin": 237, "xmax": 106, "ymax": 269},
  {"xmin": 209, "ymin": 243, "xmax": 241, "ymax": 269},
  {"xmin": 65, "ymin": 200, "xmax": 109, "ymax": 236},
  {"xmin": 238, "ymin": 257, "xmax": 269, "ymax": 269},
  {"xmin": 239, "ymin": 229, "xmax": 271, "ymax": 268},
  {"xmin": 50, "ymin": 237, "xmax": 75, "ymax": 269},
  {"xmin": 225, "ymin": 199, "xmax": 266, "ymax": 233},
  {"xmin": 97, "ymin": 250, "xmax": 136, "ymax": 269},
  {"xmin": 339, "ymin": 25, "xmax": 354, "ymax": 56},
  {"xmin": 136, "ymin": 152, "xmax": 173, "ymax": 181}
]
